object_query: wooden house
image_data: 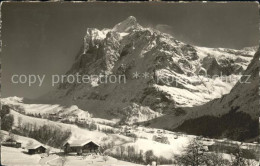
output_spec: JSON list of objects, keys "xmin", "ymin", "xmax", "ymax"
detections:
[
  {"xmin": 63, "ymin": 140, "xmax": 100, "ymax": 155},
  {"xmin": 2, "ymin": 138, "xmax": 22, "ymax": 148},
  {"xmin": 27, "ymin": 145, "xmax": 46, "ymax": 154}
]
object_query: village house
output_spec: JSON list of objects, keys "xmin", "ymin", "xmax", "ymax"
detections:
[
  {"xmin": 77, "ymin": 118, "xmax": 88, "ymax": 123},
  {"xmin": 48, "ymin": 113, "xmax": 59, "ymax": 120},
  {"xmin": 63, "ymin": 140, "xmax": 100, "ymax": 155},
  {"xmin": 157, "ymin": 130, "xmax": 163, "ymax": 134},
  {"xmin": 2, "ymin": 138, "xmax": 22, "ymax": 148},
  {"xmin": 49, "ymin": 113, "xmax": 58, "ymax": 116},
  {"xmin": 27, "ymin": 145, "xmax": 47, "ymax": 155}
]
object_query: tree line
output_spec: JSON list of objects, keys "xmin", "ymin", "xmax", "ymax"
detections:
[
  {"xmin": 1, "ymin": 105, "xmax": 14, "ymax": 131},
  {"xmin": 14, "ymin": 122, "xmax": 71, "ymax": 148},
  {"xmin": 173, "ymin": 139, "xmax": 258, "ymax": 166}
]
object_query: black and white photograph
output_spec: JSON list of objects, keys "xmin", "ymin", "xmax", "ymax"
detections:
[{"xmin": 0, "ymin": 2, "xmax": 259, "ymax": 166}]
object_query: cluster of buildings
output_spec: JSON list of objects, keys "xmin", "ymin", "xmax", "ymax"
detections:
[
  {"xmin": 2, "ymin": 138, "xmax": 47, "ymax": 154},
  {"xmin": 2, "ymin": 137, "xmax": 100, "ymax": 156}
]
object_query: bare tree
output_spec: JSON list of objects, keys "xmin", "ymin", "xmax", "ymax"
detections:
[
  {"xmin": 204, "ymin": 152, "xmax": 230, "ymax": 166},
  {"xmin": 18, "ymin": 117, "xmax": 22, "ymax": 128},
  {"xmin": 82, "ymin": 154, "xmax": 87, "ymax": 160},
  {"xmin": 174, "ymin": 139, "xmax": 254, "ymax": 166},
  {"xmin": 174, "ymin": 139, "xmax": 207, "ymax": 166},
  {"xmin": 244, "ymin": 158, "xmax": 258, "ymax": 166},
  {"xmin": 46, "ymin": 147, "xmax": 52, "ymax": 156},
  {"xmin": 230, "ymin": 144, "xmax": 254, "ymax": 166},
  {"xmin": 59, "ymin": 155, "xmax": 67, "ymax": 166},
  {"xmin": 145, "ymin": 150, "xmax": 155, "ymax": 165},
  {"xmin": 116, "ymin": 146, "xmax": 121, "ymax": 156},
  {"xmin": 120, "ymin": 146, "xmax": 125, "ymax": 157},
  {"xmin": 102, "ymin": 155, "xmax": 109, "ymax": 162}
]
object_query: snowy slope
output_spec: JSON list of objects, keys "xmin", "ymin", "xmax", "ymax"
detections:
[
  {"xmin": 4, "ymin": 106, "xmax": 106, "ymax": 143},
  {"xmin": 1, "ymin": 97, "xmax": 92, "ymax": 121},
  {"xmin": 2, "ymin": 146, "xmax": 42, "ymax": 166},
  {"xmin": 145, "ymin": 48, "xmax": 259, "ymax": 138},
  {"xmin": 1, "ymin": 106, "xmax": 193, "ymax": 160}
]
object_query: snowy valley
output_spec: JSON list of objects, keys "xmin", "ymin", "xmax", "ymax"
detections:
[
  {"xmin": 1, "ymin": 16, "xmax": 259, "ymax": 166},
  {"xmin": 1, "ymin": 95, "xmax": 259, "ymax": 166}
]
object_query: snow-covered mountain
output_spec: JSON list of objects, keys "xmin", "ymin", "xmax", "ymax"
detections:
[
  {"xmin": 40, "ymin": 16, "xmax": 256, "ymax": 123},
  {"xmin": 145, "ymin": 48, "xmax": 259, "ymax": 141}
]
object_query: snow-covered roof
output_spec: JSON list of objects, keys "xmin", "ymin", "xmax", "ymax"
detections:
[
  {"xmin": 27, "ymin": 144, "xmax": 46, "ymax": 150},
  {"xmin": 65, "ymin": 139, "xmax": 100, "ymax": 147},
  {"xmin": 4, "ymin": 138, "xmax": 18, "ymax": 142}
]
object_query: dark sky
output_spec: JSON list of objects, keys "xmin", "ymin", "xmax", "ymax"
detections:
[{"xmin": 1, "ymin": 2, "xmax": 259, "ymax": 99}]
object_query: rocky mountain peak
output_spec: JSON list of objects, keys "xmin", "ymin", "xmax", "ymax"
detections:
[
  {"xmin": 126, "ymin": 16, "xmax": 137, "ymax": 23},
  {"xmin": 42, "ymin": 16, "xmax": 257, "ymax": 123},
  {"xmin": 112, "ymin": 16, "xmax": 141, "ymax": 32}
]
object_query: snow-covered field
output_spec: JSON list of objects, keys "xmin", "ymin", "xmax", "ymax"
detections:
[
  {"xmin": 2, "ymin": 146, "xmax": 42, "ymax": 166},
  {"xmin": 48, "ymin": 155, "xmax": 144, "ymax": 166},
  {"xmin": 1, "ymin": 146, "xmax": 145, "ymax": 166}
]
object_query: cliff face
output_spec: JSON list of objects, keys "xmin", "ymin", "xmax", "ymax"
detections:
[
  {"xmin": 41, "ymin": 16, "xmax": 256, "ymax": 123},
  {"xmin": 146, "ymin": 49, "xmax": 259, "ymax": 141}
]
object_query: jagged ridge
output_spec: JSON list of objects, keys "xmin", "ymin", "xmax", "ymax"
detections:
[{"xmin": 40, "ymin": 16, "xmax": 256, "ymax": 123}]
